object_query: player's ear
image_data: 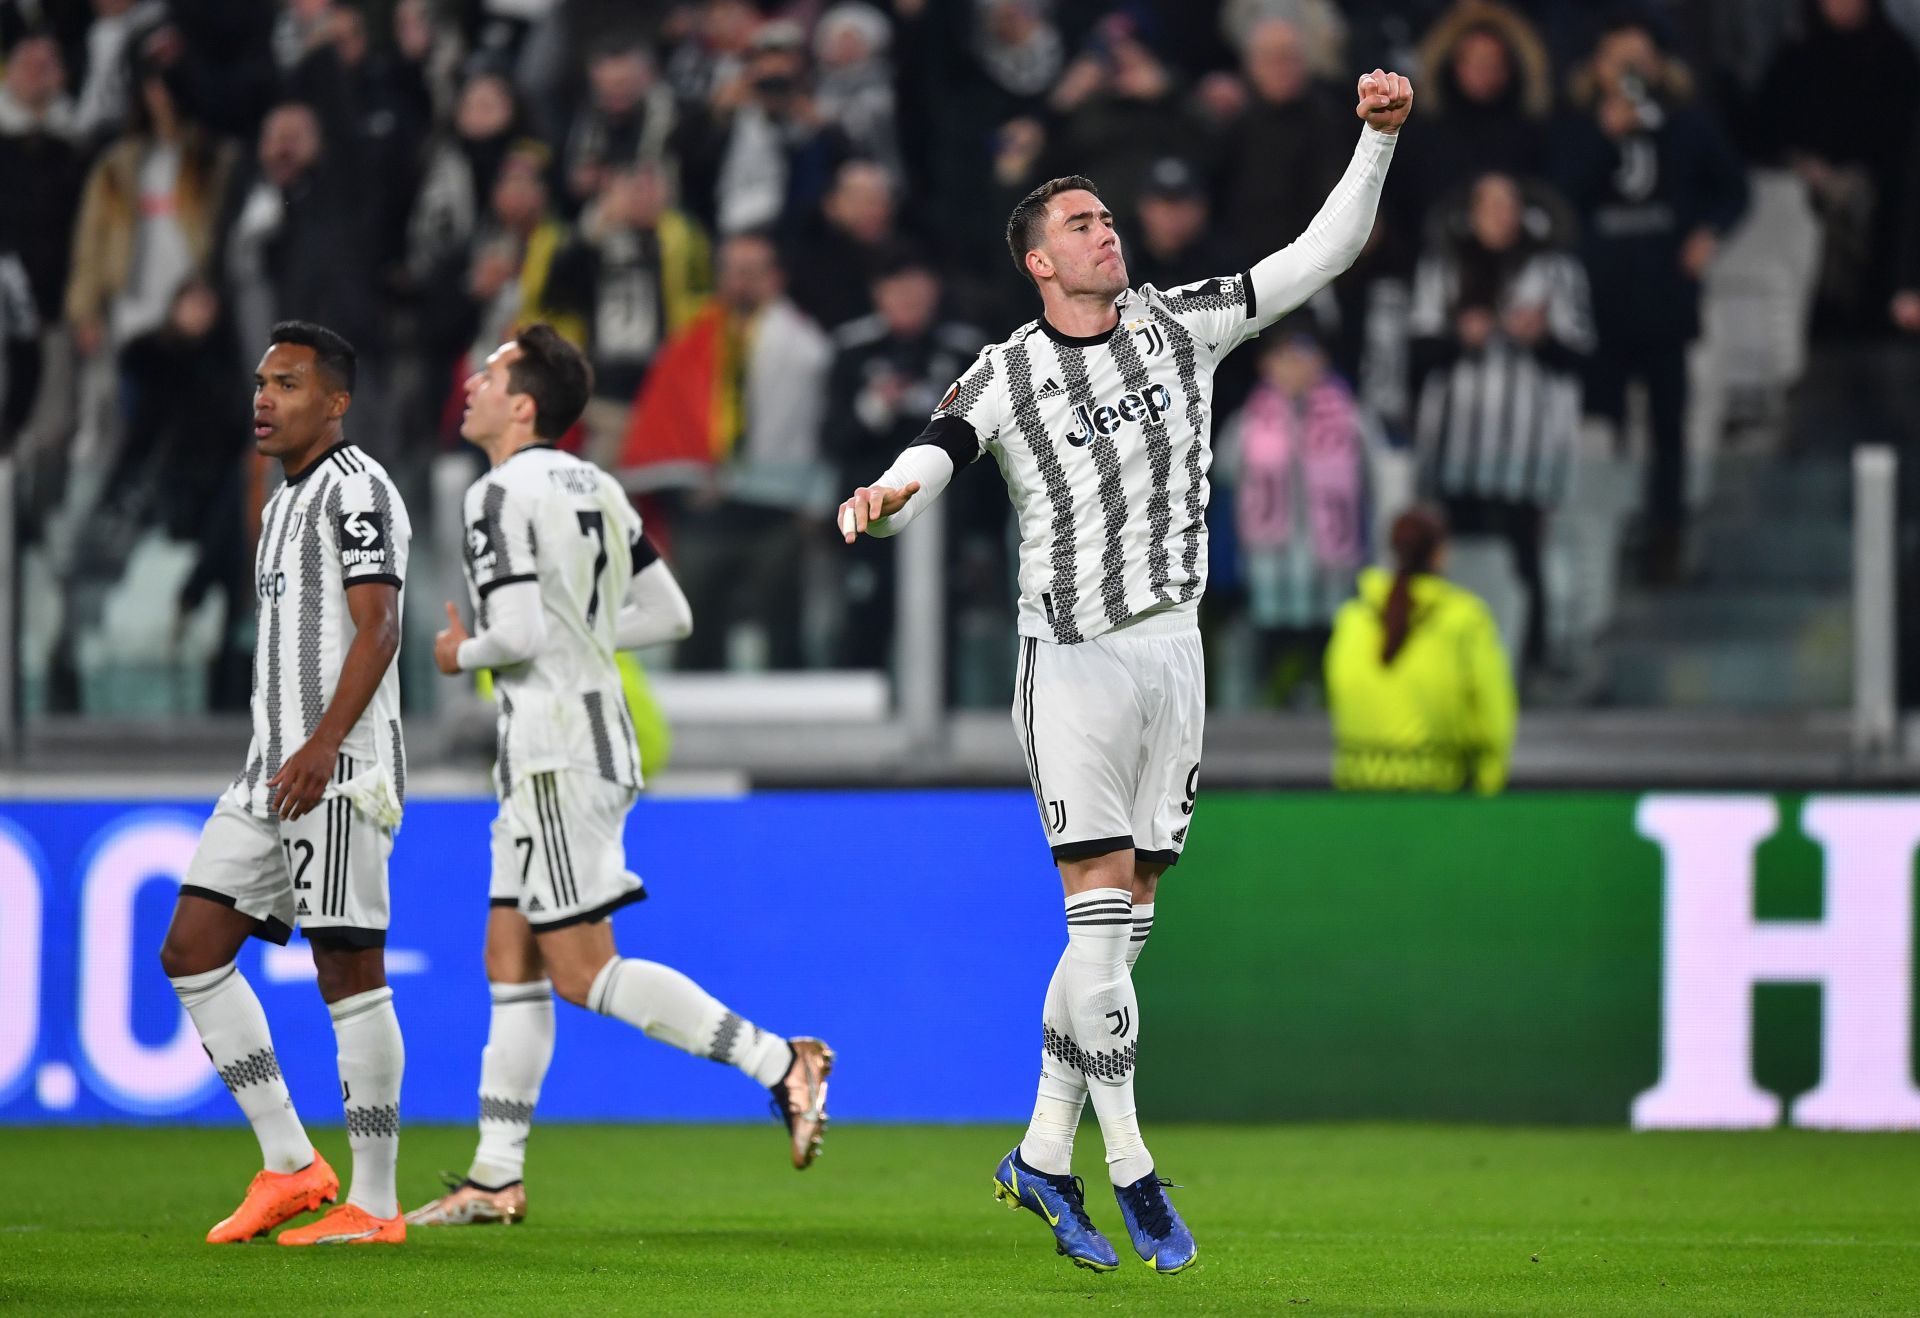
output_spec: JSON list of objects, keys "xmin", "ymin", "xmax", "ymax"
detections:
[
  {"xmin": 327, "ymin": 389, "xmax": 351, "ymax": 420},
  {"xmin": 1026, "ymin": 247, "xmax": 1052, "ymax": 282}
]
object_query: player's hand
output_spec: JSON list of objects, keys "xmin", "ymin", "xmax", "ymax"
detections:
[
  {"xmin": 435, "ymin": 601, "xmax": 469, "ymax": 675},
  {"xmin": 1679, "ymin": 227, "xmax": 1718, "ymax": 281},
  {"xmin": 1356, "ymin": 69, "xmax": 1412, "ymax": 133},
  {"xmin": 1892, "ymin": 290, "xmax": 1920, "ymax": 333},
  {"xmin": 837, "ymin": 482, "xmax": 922, "ymax": 543},
  {"xmin": 267, "ymin": 734, "xmax": 337, "ymax": 821}
]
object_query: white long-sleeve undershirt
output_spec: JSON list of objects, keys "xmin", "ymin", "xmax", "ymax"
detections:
[
  {"xmin": 862, "ymin": 125, "xmax": 1397, "ymax": 538},
  {"xmin": 614, "ymin": 558, "xmax": 694, "ymax": 649},
  {"xmin": 457, "ymin": 579, "xmax": 546, "ymax": 670},
  {"xmin": 457, "ymin": 559, "xmax": 693, "ymax": 670}
]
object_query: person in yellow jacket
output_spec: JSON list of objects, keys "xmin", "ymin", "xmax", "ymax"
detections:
[{"xmin": 1324, "ymin": 505, "xmax": 1517, "ymax": 793}]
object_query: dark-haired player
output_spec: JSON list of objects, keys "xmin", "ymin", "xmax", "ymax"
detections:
[
  {"xmin": 406, "ymin": 325, "xmax": 833, "ymax": 1228},
  {"xmin": 159, "ymin": 320, "xmax": 413, "ymax": 1245},
  {"xmin": 838, "ymin": 73, "xmax": 1413, "ymax": 1273}
]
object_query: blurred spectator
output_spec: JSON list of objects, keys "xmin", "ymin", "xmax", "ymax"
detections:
[
  {"xmin": 662, "ymin": 0, "xmax": 760, "ymax": 107},
  {"xmin": 1039, "ymin": 13, "xmax": 1206, "ymax": 226},
  {"xmin": 1216, "ymin": 323, "xmax": 1369, "ymax": 704},
  {"xmin": 1757, "ymin": 0, "xmax": 1920, "ymax": 335},
  {"xmin": 101, "ymin": 275, "xmax": 244, "ymax": 537},
  {"xmin": 406, "ymin": 69, "xmax": 525, "ymax": 284},
  {"xmin": 0, "ymin": 30, "xmax": 77, "ymax": 140},
  {"xmin": 65, "ymin": 57, "xmax": 233, "ymax": 358},
  {"xmin": 972, "ymin": 0, "xmax": 1065, "ymax": 115},
  {"xmin": 1410, "ymin": 173, "xmax": 1593, "ymax": 671},
  {"xmin": 0, "ymin": 33, "xmax": 84, "ymax": 439},
  {"xmin": 823, "ymin": 249, "xmax": 981, "ymax": 667},
  {"xmin": 622, "ymin": 232, "xmax": 830, "ymax": 669},
  {"xmin": 812, "ymin": 3, "xmax": 901, "ymax": 184},
  {"xmin": 1554, "ymin": 17, "xmax": 1746, "ymax": 585},
  {"xmin": 1325, "ymin": 504, "xmax": 1517, "ymax": 794},
  {"xmin": 1219, "ymin": 0, "xmax": 1349, "ymax": 79},
  {"xmin": 680, "ymin": 20, "xmax": 851, "ymax": 236},
  {"xmin": 1402, "ymin": 2, "xmax": 1551, "ymax": 221},
  {"xmin": 71, "ymin": 0, "xmax": 165, "ymax": 143},
  {"xmin": 219, "ymin": 101, "xmax": 379, "ymax": 363},
  {"xmin": 546, "ymin": 161, "xmax": 713, "ymax": 467},
  {"xmin": 785, "ymin": 158, "xmax": 898, "ymax": 332},
  {"xmin": 423, "ymin": 141, "xmax": 582, "ymax": 440},
  {"xmin": 282, "ymin": 1, "xmax": 435, "ymax": 280},
  {"xmin": 561, "ymin": 39, "xmax": 678, "ymax": 216},
  {"xmin": 64, "ymin": 52, "xmax": 234, "ymax": 511},
  {"xmin": 1208, "ymin": 17, "xmax": 1348, "ymax": 269},
  {"xmin": 1126, "ymin": 157, "xmax": 1240, "ymax": 293}
]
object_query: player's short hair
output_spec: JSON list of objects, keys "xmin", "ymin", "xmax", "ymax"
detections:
[
  {"xmin": 1006, "ymin": 175, "xmax": 1100, "ymax": 285},
  {"xmin": 508, "ymin": 323, "xmax": 594, "ymax": 439},
  {"xmin": 268, "ymin": 320, "xmax": 356, "ymax": 393}
]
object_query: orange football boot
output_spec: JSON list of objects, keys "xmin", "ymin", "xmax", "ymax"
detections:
[
  {"xmin": 206, "ymin": 1150, "xmax": 340, "ymax": 1243},
  {"xmin": 276, "ymin": 1202, "xmax": 406, "ymax": 1246}
]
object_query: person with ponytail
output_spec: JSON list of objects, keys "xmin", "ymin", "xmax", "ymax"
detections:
[{"xmin": 1323, "ymin": 503, "xmax": 1517, "ymax": 793}]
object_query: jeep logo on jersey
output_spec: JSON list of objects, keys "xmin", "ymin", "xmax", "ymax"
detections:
[
  {"xmin": 336, "ymin": 511, "xmax": 389, "ymax": 569},
  {"xmin": 1062, "ymin": 383, "xmax": 1173, "ymax": 448},
  {"xmin": 256, "ymin": 569, "xmax": 286, "ymax": 600}
]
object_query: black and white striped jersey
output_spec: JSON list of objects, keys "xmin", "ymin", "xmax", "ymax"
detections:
[
  {"xmin": 927, "ymin": 276, "xmax": 1263, "ymax": 644},
  {"xmin": 870, "ymin": 125, "xmax": 1398, "ymax": 645},
  {"xmin": 229, "ymin": 442, "xmax": 411, "ymax": 818},
  {"xmin": 460, "ymin": 444, "xmax": 648, "ymax": 798}
]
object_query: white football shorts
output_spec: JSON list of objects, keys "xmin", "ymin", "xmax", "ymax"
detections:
[
  {"xmin": 183, "ymin": 791, "xmax": 393, "ymax": 947},
  {"xmin": 489, "ymin": 769, "xmax": 646, "ymax": 930},
  {"xmin": 1011, "ymin": 608, "xmax": 1205, "ymax": 867}
]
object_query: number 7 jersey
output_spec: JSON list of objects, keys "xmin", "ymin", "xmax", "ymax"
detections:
[{"xmin": 460, "ymin": 444, "xmax": 648, "ymax": 798}]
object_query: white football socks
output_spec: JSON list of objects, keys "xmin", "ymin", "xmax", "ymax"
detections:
[
  {"xmin": 586, "ymin": 958, "xmax": 793, "ymax": 1088},
  {"xmin": 1020, "ymin": 949, "xmax": 1082, "ymax": 1175},
  {"xmin": 1129, "ymin": 902, "xmax": 1155, "ymax": 965},
  {"xmin": 330, "ymin": 985, "xmax": 404, "ymax": 1219},
  {"xmin": 1061, "ymin": 887, "xmax": 1153, "ymax": 1187},
  {"xmin": 171, "ymin": 962, "xmax": 312, "ymax": 1174},
  {"xmin": 1021, "ymin": 900, "xmax": 1156, "ymax": 1177},
  {"xmin": 470, "ymin": 979, "xmax": 554, "ymax": 1188}
]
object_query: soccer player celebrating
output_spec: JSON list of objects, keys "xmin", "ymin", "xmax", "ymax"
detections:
[
  {"xmin": 159, "ymin": 321, "xmax": 413, "ymax": 1245},
  {"xmin": 838, "ymin": 72, "xmax": 1413, "ymax": 1273},
  {"xmin": 406, "ymin": 325, "xmax": 833, "ymax": 1228}
]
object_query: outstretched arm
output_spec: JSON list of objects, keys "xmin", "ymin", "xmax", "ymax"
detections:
[{"xmin": 1248, "ymin": 70, "xmax": 1411, "ymax": 331}]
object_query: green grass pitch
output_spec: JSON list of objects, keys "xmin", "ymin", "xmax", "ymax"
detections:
[{"xmin": 3, "ymin": 1123, "xmax": 1917, "ymax": 1314}]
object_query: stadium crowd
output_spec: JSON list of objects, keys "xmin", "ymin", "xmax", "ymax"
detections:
[{"xmin": 1, "ymin": 0, "xmax": 1917, "ymax": 716}]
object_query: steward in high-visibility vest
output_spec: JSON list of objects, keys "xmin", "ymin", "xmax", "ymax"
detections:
[{"xmin": 1324, "ymin": 506, "xmax": 1516, "ymax": 793}]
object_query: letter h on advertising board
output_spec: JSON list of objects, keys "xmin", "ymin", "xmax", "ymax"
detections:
[{"xmin": 1634, "ymin": 795, "xmax": 1920, "ymax": 1130}]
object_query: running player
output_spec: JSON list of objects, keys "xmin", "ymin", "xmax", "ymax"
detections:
[
  {"xmin": 838, "ymin": 72, "xmax": 1413, "ymax": 1275},
  {"xmin": 406, "ymin": 324, "xmax": 833, "ymax": 1228},
  {"xmin": 159, "ymin": 320, "xmax": 413, "ymax": 1245}
]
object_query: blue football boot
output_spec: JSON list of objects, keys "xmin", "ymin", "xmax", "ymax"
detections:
[
  {"xmin": 1114, "ymin": 1170, "xmax": 1197, "ymax": 1273},
  {"xmin": 992, "ymin": 1148, "xmax": 1120, "ymax": 1272}
]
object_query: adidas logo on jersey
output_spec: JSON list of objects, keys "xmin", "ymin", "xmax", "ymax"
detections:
[
  {"xmin": 527, "ymin": 895, "xmax": 545, "ymax": 912},
  {"xmin": 1063, "ymin": 382, "xmax": 1173, "ymax": 448},
  {"xmin": 1034, "ymin": 376, "xmax": 1064, "ymax": 400},
  {"xmin": 296, "ymin": 898, "xmax": 310, "ymax": 916}
]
